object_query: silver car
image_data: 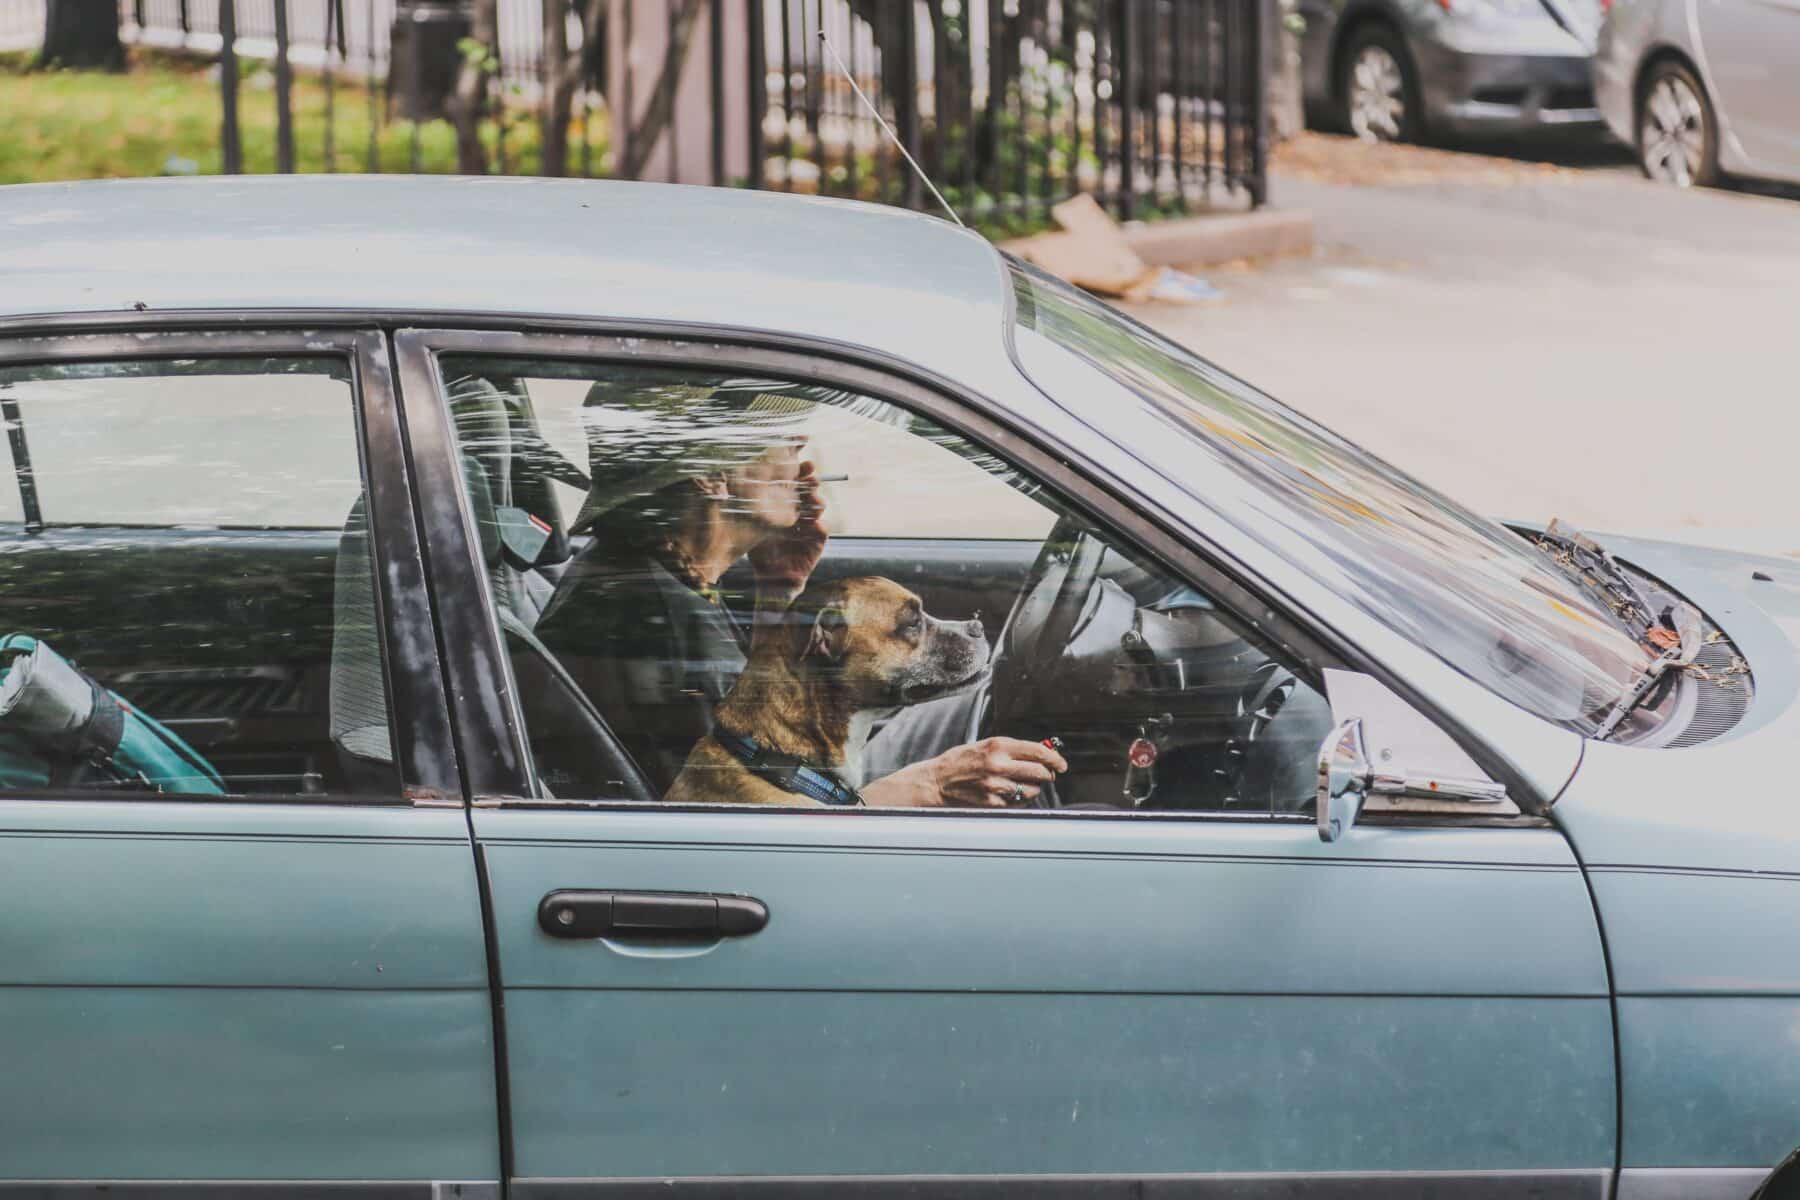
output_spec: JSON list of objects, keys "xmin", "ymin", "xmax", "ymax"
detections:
[
  {"xmin": 1596, "ymin": 0, "xmax": 1800, "ymax": 187},
  {"xmin": 1300, "ymin": 0, "xmax": 1605, "ymax": 142}
]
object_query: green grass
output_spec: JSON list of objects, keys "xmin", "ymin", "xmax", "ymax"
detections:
[{"xmin": 0, "ymin": 48, "xmax": 565, "ymax": 183}]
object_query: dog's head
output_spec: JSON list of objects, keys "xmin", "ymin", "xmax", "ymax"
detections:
[{"xmin": 792, "ymin": 576, "xmax": 990, "ymax": 706}]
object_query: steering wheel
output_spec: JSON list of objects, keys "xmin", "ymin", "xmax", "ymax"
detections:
[
  {"xmin": 1230, "ymin": 662, "xmax": 1332, "ymax": 814},
  {"xmin": 969, "ymin": 514, "xmax": 1109, "ymax": 742}
]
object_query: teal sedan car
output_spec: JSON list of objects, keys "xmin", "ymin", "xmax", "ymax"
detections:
[{"xmin": 0, "ymin": 177, "xmax": 1795, "ymax": 1200}]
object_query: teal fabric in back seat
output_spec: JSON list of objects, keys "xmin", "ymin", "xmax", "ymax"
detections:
[{"xmin": 0, "ymin": 633, "xmax": 225, "ymax": 794}]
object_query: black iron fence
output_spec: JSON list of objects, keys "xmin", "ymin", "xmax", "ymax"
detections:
[
  {"xmin": 15, "ymin": 0, "xmax": 1268, "ymax": 222},
  {"xmin": 759, "ymin": 0, "xmax": 1269, "ymax": 223}
]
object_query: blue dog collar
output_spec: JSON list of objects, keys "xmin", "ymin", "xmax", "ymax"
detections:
[{"xmin": 712, "ymin": 729, "xmax": 864, "ymax": 808}]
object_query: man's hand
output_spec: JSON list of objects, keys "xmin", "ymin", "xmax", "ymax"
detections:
[
  {"xmin": 863, "ymin": 737, "xmax": 1070, "ymax": 808},
  {"xmin": 748, "ymin": 462, "xmax": 828, "ymax": 601}
]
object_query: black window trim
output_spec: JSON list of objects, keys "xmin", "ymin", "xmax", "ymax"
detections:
[{"xmin": 0, "ymin": 328, "xmax": 460, "ymax": 807}]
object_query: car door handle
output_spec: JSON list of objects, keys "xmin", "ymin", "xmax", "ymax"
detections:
[{"xmin": 537, "ymin": 889, "xmax": 769, "ymax": 940}]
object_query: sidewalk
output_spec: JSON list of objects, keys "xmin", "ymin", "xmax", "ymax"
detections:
[{"xmin": 1130, "ymin": 151, "xmax": 1800, "ymax": 558}]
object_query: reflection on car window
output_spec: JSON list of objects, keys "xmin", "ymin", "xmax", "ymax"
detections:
[
  {"xmin": 0, "ymin": 357, "xmax": 397, "ymax": 799},
  {"xmin": 440, "ymin": 354, "xmax": 1332, "ymax": 816},
  {"xmin": 1007, "ymin": 258, "xmax": 1655, "ymax": 736}
]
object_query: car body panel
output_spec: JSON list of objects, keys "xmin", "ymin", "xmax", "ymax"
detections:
[
  {"xmin": 0, "ymin": 176, "xmax": 1016, "ymax": 408},
  {"xmin": 1595, "ymin": 534, "xmax": 1800, "ymax": 743},
  {"xmin": 1616, "ymin": 996, "xmax": 1800, "ymax": 1168},
  {"xmin": 477, "ymin": 806, "xmax": 1615, "ymax": 1185},
  {"xmin": 1595, "ymin": 0, "xmax": 1800, "ymax": 184},
  {"xmin": 1300, "ymin": 0, "xmax": 1604, "ymax": 135},
  {"xmin": 0, "ymin": 800, "xmax": 499, "ymax": 1181},
  {"xmin": 1414, "ymin": 35, "xmax": 1602, "ymax": 135},
  {"xmin": 1552, "ymin": 541, "xmax": 1800, "ymax": 1188},
  {"xmin": 1692, "ymin": 0, "xmax": 1800, "ymax": 175}
]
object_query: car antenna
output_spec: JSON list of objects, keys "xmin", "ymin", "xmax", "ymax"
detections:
[{"xmin": 817, "ymin": 28, "xmax": 965, "ymax": 228}]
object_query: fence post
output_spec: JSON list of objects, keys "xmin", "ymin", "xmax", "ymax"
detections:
[
  {"xmin": 1118, "ymin": 0, "xmax": 1137, "ymax": 219},
  {"xmin": 710, "ymin": 0, "xmax": 725, "ymax": 187},
  {"xmin": 747, "ymin": 0, "xmax": 767, "ymax": 189},
  {"xmin": 897, "ymin": 0, "xmax": 921, "ymax": 209},
  {"xmin": 1250, "ymin": 0, "xmax": 1271, "ymax": 206},
  {"xmin": 218, "ymin": 0, "xmax": 243, "ymax": 174},
  {"xmin": 273, "ymin": 0, "xmax": 295, "ymax": 173},
  {"xmin": 324, "ymin": 0, "xmax": 337, "ymax": 171}
]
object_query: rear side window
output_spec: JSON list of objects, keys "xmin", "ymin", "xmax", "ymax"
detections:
[{"xmin": 0, "ymin": 356, "xmax": 397, "ymax": 798}]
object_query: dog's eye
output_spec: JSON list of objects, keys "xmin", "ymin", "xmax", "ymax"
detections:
[{"xmin": 898, "ymin": 617, "xmax": 922, "ymax": 637}]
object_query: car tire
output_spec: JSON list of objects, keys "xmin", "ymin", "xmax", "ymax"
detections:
[
  {"xmin": 1636, "ymin": 60, "xmax": 1720, "ymax": 188},
  {"xmin": 1338, "ymin": 24, "xmax": 1423, "ymax": 144}
]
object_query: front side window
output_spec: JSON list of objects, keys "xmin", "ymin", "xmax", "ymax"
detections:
[
  {"xmin": 0, "ymin": 356, "xmax": 397, "ymax": 797},
  {"xmin": 441, "ymin": 354, "xmax": 1333, "ymax": 815},
  {"xmin": 1008, "ymin": 260, "xmax": 1656, "ymax": 736}
]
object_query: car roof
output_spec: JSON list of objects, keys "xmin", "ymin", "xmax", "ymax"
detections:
[{"xmin": 0, "ymin": 175, "xmax": 1010, "ymax": 377}]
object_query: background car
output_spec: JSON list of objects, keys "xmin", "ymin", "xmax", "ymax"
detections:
[
  {"xmin": 1300, "ymin": 0, "xmax": 1605, "ymax": 142},
  {"xmin": 1595, "ymin": 0, "xmax": 1800, "ymax": 187},
  {"xmin": 0, "ymin": 177, "xmax": 1797, "ymax": 1197}
]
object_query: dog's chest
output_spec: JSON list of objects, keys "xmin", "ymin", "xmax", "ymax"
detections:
[{"xmin": 838, "ymin": 710, "xmax": 879, "ymax": 790}]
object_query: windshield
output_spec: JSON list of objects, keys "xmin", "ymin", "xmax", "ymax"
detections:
[{"xmin": 1006, "ymin": 260, "xmax": 1656, "ymax": 736}]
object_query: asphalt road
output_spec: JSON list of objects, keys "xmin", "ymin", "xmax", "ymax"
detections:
[{"xmin": 1130, "ymin": 152, "xmax": 1800, "ymax": 559}]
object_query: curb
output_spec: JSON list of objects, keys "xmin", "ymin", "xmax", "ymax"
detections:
[{"xmin": 1123, "ymin": 208, "xmax": 1315, "ymax": 266}]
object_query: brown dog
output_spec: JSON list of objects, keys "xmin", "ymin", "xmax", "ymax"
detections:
[{"xmin": 665, "ymin": 576, "xmax": 989, "ymax": 806}]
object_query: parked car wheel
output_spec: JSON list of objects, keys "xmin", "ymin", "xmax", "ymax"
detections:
[
  {"xmin": 1340, "ymin": 25, "xmax": 1421, "ymax": 143},
  {"xmin": 1636, "ymin": 60, "xmax": 1720, "ymax": 188}
]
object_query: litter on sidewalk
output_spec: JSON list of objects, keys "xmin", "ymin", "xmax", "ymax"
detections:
[
  {"xmin": 1001, "ymin": 193, "xmax": 1223, "ymax": 305},
  {"xmin": 1125, "ymin": 267, "xmax": 1224, "ymax": 304}
]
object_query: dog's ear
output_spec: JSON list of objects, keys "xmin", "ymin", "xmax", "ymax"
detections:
[{"xmin": 802, "ymin": 606, "xmax": 849, "ymax": 665}]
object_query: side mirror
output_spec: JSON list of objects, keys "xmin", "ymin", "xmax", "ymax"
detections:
[
  {"xmin": 1316, "ymin": 676, "xmax": 1516, "ymax": 843},
  {"xmin": 1317, "ymin": 718, "xmax": 1371, "ymax": 844}
]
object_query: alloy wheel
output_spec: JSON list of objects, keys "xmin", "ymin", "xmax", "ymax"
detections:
[
  {"xmin": 1640, "ymin": 74, "xmax": 1707, "ymax": 186},
  {"xmin": 1348, "ymin": 45, "xmax": 1407, "ymax": 142}
]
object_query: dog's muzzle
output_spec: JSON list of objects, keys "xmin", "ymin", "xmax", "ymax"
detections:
[{"xmin": 897, "ymin": 617, "xmax": 990, "ymax": 703}]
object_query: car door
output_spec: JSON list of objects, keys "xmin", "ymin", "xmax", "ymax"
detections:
[
  {"xmin": 0, "ymin": 328, "xmax": 499, "ymax": 1192},
  {"xmin": 398, "ymin": 328, "xmax": 1615, "ymax": 1197},
  {"xmin": 1694, "ymin": 0, "xmax": 1800, "ymax": 176}
]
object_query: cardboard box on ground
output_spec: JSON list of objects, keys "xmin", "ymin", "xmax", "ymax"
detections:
[{"xmin": 1002, "ymin": 194, "xmax": 1222, "ymax": 304}]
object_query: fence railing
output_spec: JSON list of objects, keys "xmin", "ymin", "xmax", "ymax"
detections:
[{"xmin": 9, "ymin": 0, "xmax": 1267, "ymax": 222}]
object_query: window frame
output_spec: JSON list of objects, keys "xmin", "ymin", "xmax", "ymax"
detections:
[
  {"xmin": 394, "ymin": 324, "xmax": 1389, "ymax": 822},
  {"xmin": 0, "ymin": 327, "xmax": 459, "ymax": 806}
]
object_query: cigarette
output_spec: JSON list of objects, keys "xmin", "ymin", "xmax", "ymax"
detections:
[{"xmin": 814, "ymin": 473, "xmax": 850, "ymax": 483}]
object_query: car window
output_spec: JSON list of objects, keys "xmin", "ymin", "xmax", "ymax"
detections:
[
  {"xmin": 0, "ymin": 356, "xmax": 398, "ymax": 798},
  {"xmin": 438, "ymin": 354, "xmax": 1332, "ymax": 816}
]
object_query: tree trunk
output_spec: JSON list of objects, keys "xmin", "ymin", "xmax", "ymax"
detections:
[
  {"xmin": 538, "ymin": 0, "xmax": 606, "ymax": 177},
  {"xmin": 39, "ymin": 0, "xmax": 124, "ymax": 70},
  {"xmin": 615, "ymin": 0, "xmax": 706, "ymax": 181},
  {"xmin": 445, "ymin": 0, "xmax": 499, "ymax": 174}
]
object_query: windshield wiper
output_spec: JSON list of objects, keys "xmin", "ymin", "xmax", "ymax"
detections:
[
  {"xmin": 1593, "ymin": 603, "xmax": 1702, "ymax": 740},
  {"xmin": 1533, "ymin": 518, "xmax": 1659, "ymax": 636},
  {"xmin": 1532, "ymin": 519, "xmax": 1706, "ymax": 740}
]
